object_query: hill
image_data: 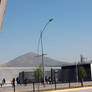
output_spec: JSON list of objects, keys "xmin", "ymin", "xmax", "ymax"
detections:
[{"xmin": 0, "ymin": 52, "xmax": 69, "ymax": 67}]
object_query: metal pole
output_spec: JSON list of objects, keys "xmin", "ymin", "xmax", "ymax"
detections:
[
  {"xmin": 54, "ymin": 72, "xmax": 56, "ymax": 90},
  {"xmin": 39, "ymin": 18, "xmax": 53, "ymax": 85},
  {"xmin": 40, "ymin": 32, "xmax": 45, "ymax": 84},
  {"xmin": 76, "ymin": 62, "xmax": 78, "ymax": 82},
  {"xmin": 12, "ymin": 78, "xmax": 15, "ymax": 92},
  {"xmin": 33, "ymin": 82, "xmax": 35, "ymax": 92},
  {"xmin": 14, "ymin": 85, "xmax": 15, "ymax": 92}
]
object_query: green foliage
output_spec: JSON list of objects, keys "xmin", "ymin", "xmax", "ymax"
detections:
[
  {"xmin": 78, "ymin": 66, "xmax": 87, "ymax": 87},
  {"xmin": 78, "ymin": 66, "xmax": 87, "ymax": 79},
  {"xmin": 34, "ymin": 68, "xmax": 42, "ymax": 78},
  {"xmin": 34, "ymin": 63, "xmax": 43, "ymax": 82}
]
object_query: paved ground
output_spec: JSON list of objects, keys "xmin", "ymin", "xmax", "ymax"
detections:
[
  {"xmin": 1, "ymin": 86, "xmax": 92, "ymax": 92},
  {"xmin": 1, "ymin": 82, "xmax": 92, "ymax": 92},
  {"xmin": 0, "ymin": 84, "xmax": 33, "ymax": 92},
  {"xmin": 44, "ymin": 87, "xmax": 92, "ymax": 92}
]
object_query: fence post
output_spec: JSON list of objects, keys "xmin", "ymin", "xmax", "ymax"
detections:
[
  {"xmin": 69, "ymin": 80, "xmax": 70, "ymax": 88},
  {"xmin": 55, "ymin": 79, "xmax": 56, "ymax": 90},
  {"xmin": 12, "ymin": 78, "xmax": 15, "ymax": 92},
  {"xmin": 33, "ymin": 82, "xmax": 35, "ymax": 92},
  {"xmin": 13, "ymin": 84, "xmax": 15, "ymax": 92}
]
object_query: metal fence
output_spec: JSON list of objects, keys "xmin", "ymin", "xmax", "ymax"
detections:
[{"xmin": 1, "ymin": 81, "xmax": 92, "ymax": 92}]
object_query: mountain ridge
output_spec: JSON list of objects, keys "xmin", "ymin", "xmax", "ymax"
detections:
[{"xmin": 0, "ymin": 52, "xmax": 70, "ymax": 67}]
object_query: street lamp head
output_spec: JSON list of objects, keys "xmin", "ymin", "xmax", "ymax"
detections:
[{"xmin": 49, "ymin": 18, "xmax": 53, "ymax": 22}]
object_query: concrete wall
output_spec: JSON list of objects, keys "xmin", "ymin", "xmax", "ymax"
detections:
[{"xmin": 0, "ymin": 67, "xmax": 61, "ymax": 83}]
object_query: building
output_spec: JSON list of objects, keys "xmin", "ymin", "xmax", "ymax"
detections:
[
  {"xmin": 18, "ymin": 67, "xmax": 62, "ymax": 83},
  {"xmin": 1, "ymin": 63, "xmax": 92, "ymax": 84},
  {"xmin": 60, "ymin": 63, "xmax": 92, "ymax": 83},
  {"xmin": 0, "ymin": 67, "xmax": 61, "ymax": 83}
]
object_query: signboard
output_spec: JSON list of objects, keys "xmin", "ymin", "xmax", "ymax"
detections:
[{"xmin": 0, "ymin": 0, "xmax": 7, "ymax": 31}]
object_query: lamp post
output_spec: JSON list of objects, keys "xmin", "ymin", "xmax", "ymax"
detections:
[
  {"xmin": 40, "ymin": 18, "xmax": 53, "ymax": 85},
  {"xmin": 76, "ymin": 61, "xmax": 78, "ymax": 82}
]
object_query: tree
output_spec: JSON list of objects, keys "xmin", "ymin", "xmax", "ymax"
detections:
[
  {"xmin": 34, "ymin": 63, "xmax": 43, "ymax": 82},
  {"xmin": 78, "ymin": 66, "xmax": 87, "ymax": 86}
]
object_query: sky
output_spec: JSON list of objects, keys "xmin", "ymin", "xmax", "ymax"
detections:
[{"xmin": 0, "ymin": 0, "xmax": 92, "ymax": 64}]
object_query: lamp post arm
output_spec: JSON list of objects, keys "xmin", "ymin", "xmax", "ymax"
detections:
[
  {"xmin": 41, "ymin": 21, "xmax": 50, "ymax": 35},
  {"xmin": 37, "ymin": 21, "xmax": 50, "ymax": 54}
]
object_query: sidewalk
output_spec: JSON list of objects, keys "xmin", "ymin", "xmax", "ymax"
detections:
[
  {"xmin": 6, "ymin": 86, "xmax": 92, "ymax": 92},
  {"xmin": 2, "ymin": 81, "xmax": 92, "ymax": 92}
]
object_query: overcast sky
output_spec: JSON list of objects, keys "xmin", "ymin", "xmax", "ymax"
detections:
[{"xmin": 0, "ymin": 0, "xmax": 92, "ymax": 64}]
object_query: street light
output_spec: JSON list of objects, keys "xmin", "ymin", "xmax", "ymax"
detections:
[
  {"xmin": 76, "ymin": 61, "xmax": 78, "ymax": 82},
  {"xmin": 37, "ymin": 18, "xmax": 53, "ymax": 54},
  {"xmin": 39, "ymin": 18, "xmax": 53, "ymax": 85}
]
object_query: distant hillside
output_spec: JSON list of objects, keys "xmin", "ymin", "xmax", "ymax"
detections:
[{"xmin": 0, "ymin": 52, "xmax": 70, "ymax": 67}]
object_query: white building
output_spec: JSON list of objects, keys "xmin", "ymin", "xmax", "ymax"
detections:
[{"xmin": 0, "ymin": 67, "xmax": 61, "ymax": 83}]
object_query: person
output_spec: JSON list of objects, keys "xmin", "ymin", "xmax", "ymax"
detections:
[
  {"xmin": 16, "ymin": 77, "xmax": 20, "ymax": 85},
  {"xmin": 12, "ymin": 78, "xmax": 15, "ymax": 87},
  {"xmin": 48, "ymin": 77, "xmax": 51, "ymax": 84},
  {"xmin": 45, "ymin": 76, "xmax": 48, "ymax": 84},
  {"xmin": 10, "ymin": 80, "xmax": 12, "ymax": 84},
  {"xmin": 12, "ymin": 78, "xmax": 16, "ymax": 92},
  {"xmin": 2, "ymin": 78, "xmax": 6, "ymax": 85}
]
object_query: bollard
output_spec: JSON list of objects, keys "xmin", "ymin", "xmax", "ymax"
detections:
[
  {"xmin": 12, "ymin": 78, "xmax": 15, "ymax": 92},
  {"xmin": 13, "ymin": 84, "xmax": 15, "ymax": 92},
  {"xmin": 69, "ymin": 80, "xmax": 70, "ymax": 88},
  {"xmin": 33, "ymin": 82, "xmax": 35, "ymax": 92},
  {"xmin": 55, "ymin": 79, "xmax": 56, "ymax": 90}
]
